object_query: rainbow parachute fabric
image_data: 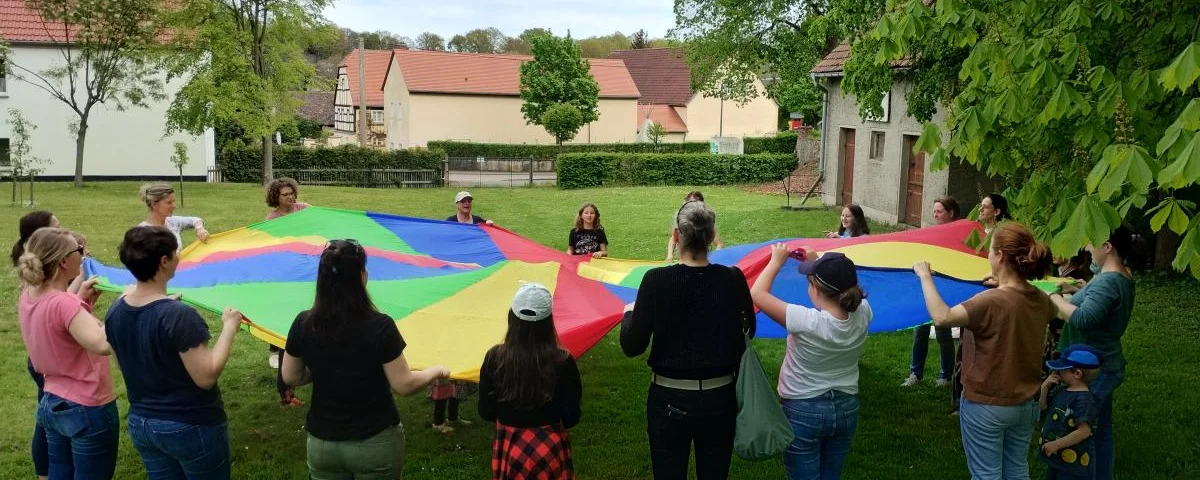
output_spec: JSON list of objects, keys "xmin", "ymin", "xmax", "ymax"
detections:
[{"xmin": 86, "ymin": 208, "xmax": 1045, "ymax": 381}]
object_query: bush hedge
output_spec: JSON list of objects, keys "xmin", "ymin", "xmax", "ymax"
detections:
[
  {"xmin": 218, "ymin": 144, "xmax": 446, "ymax": 183},
  {"xmin": 427, "ymin": 140, "xmax": 709, "ymax": 157},
  {"xmin": 743, "ymin": 132, "xmax": 798, "ymax": 154},
  {"xmin": 557, "ymin": 153, "xmax": 797, "ymax": 189}
]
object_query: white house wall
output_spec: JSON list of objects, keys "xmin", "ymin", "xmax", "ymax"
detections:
[{"xmin": 0, "ymin": 44, "xmax": 211, "ymax": 177}]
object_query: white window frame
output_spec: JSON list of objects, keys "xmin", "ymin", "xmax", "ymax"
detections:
[{"xmin": 869, "ymin": 131, "xmax": 886, "ymax": 160}]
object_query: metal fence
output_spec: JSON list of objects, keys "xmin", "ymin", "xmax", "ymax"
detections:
[
  {"xmin": 207, "ymin": 167, "xmax": 440, "ymax": 188},
  {"xmin": 446, "ymin": 156, "xmax": 557, "ymax": 187}
]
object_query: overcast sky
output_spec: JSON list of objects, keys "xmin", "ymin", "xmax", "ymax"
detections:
[{"xmin": 322, "ymin": 0, "xmax": 678, "ymax": 40}]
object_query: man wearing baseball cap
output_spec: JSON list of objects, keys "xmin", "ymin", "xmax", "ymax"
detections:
[
  {"xmin": 1038, "ymin": 345, "xmax": 1102, "ymax": 480},
  {"xmin": 446, "ymin": 191, "xmax": 494, "ymax": 225}
]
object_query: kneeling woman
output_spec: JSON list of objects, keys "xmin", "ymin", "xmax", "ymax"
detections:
[
  {"xmin": 750, "ymin": 245, "xmax": 872, "ymax": 480},
  {"xmin": 479, "ymin": 283, "xmax": 583, "ymax": 479},
  {"xmin": 283, "ymin": 240, "xmax": 449, "ymax": 479}
]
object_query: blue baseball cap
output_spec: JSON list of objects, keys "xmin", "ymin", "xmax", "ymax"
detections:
[
  {"xmin": 1046, "ymin": 347, "xmax": 1101, "ymax": 371},
  {"xmin": 797, "ymin": 252, "xmax": 858, "ymax": 294}
]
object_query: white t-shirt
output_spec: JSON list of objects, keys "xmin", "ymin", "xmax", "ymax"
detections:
[
  {"xmin": 778, "ymin": 299, "xmax": 872, "ymax": 399},
  {"xmin": 139, "ymin": 216, "xmax": 200, "ymax": 251}
]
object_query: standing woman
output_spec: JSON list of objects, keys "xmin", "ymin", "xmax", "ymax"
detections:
[
  {"xmin": 567, "ymin": 202, "xmax": 608, "ymax": 258},
  {"xmin": 266, "ymin": 177, "xmax": 310, "ymax": 220},
  {"xmin": 903, "ymin": 196, "xmax": 960, "ymax": 388},
  {"xmin": 914, "ymin": 222, "xmax": 1054, "ymax": 479},
  {"xmin": 11, "ymin": 210, "xmax": 60, "ymax": 480},
  {"xmin": 751, "ymin": 246, "xmax": 871, "ymax": 479},
  {"xmin": 978, "ymin": 193, "xmax": 1011, "ymax": 234},
  {"xmin": 282, "ymin": 240, "xmax": 449, "ymax": 479},
  {"xmin": 622, "ymin": 200, "xmax": 755, "ymax": 480},
  {"xmin": 479, "ymin": 283, "xmax": 583, "ymax": 479},
  {"xmin": 1048, "ymin": 226, "xmax": 1136, "ymax": 480},
  {"xmin": 824, "ymin": 204, "xmax": 870, "ymax": 238},
  {"xmin": 139, "ymin": 183, "xmax": 209, "ymax": 250},
  {"xmin": 17, "ymin": 228, "xmax": 118, "ymax": 479}
]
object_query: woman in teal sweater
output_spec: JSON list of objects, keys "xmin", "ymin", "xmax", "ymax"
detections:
[{"xmin": 1048, "ymin": 226, "xmax": 1136, "ymax": 480}]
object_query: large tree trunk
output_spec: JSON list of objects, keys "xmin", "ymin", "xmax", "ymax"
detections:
[
  {"xmin": 262, "ymin": 136, "xmax": 273, "ymax": 185},
  {"xmin": 73, "ymin": 120, "xmax": 88, "ymax": 187},
  {"xmin": 1154, "ymin": 229, "xmax": 1182, "ymax": 272}
]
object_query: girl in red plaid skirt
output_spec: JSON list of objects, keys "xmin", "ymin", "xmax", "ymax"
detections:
[{"xmin": 479, "ymin": 283, "xmax": 583, "ymax": 480}]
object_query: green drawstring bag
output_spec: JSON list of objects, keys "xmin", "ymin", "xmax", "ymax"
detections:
[{"xmin": 734, "ymin": 334, "xmax": 793, "ymax": 461}]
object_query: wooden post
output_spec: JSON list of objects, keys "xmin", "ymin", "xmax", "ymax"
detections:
[
  {"xmin": 357, "ymin": 38, "xmax": 368, "ymax": 147},
  {"xmin": 529, "ymin": 156, "xmax": 534, "ymax": 187}
]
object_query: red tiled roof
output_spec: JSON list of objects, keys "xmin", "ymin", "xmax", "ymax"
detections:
[
  {"xmin": 292, "ymin": 91, "xmax": 334, "ymax": 126},
  {"xmin": 338, "ymin": 49, "xmax": 393, "ymax": 107},
  {"xmin": 1, "ymin": 0, "xmax": 79, "ymax": 43},
  {"xmin": 811, "ymin": 41, "xmax": 916, "ymax": 76},
  {"xmin": 608, "ymin": 48, "xmax": 694, "ymax": 106},
  {"xmin": 386, "ymin": 49, "xmax": 640, "ymax": 99},
  {"xmin": 639, "ymin": 104, "xmax": 687, "ymax": 133}
]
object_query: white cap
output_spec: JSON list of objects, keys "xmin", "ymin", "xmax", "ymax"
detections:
[
  {"xmin": 454, "ymin": 191, "xmax": 473, "ymax": 203},
  {"xmin": 511, "ymin": 282, "xmax": 552, "ymax": 322}
]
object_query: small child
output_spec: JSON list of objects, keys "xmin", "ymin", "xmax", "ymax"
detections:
[
  {"xmin": 431, "ymin": 380, "xmax": 475, "ymax": 433},
  {"xmin": 567, "ymin": 203, "xmax": 608, "ymax": 258},
  {"xmin": 1039, "ymin": 345, "xmax": 1102, "ymax": 480}
]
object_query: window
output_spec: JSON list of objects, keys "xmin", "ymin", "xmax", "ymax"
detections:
[
  {"xmin": 370, "ymin": 110, "xmax": 384, "ymax": 124},
  {"xmin": 869, "ymin": 131, "xmax": 885, "ymax": 160},
  {"xmin": 1, "ymin": 60, "xmax": 7, "ymax": 93},
  {"xmin": 0, "ymin": 138, "xmax": 10, "ymax": 167}
]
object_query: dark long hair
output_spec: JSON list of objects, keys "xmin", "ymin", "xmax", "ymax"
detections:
[
  {"xmin": 985, "ymin": 193, "xmax": 1011, "ymax": 221},
  {"xmin": 493, "ymin": 311, "xmax": 567, "ymax": 408},
  {"xmin": 305, "ymin": 240, "xmax": 376, "ymax": 342},
  {"xmin": 838, "ymin": 204, "xmax": 870, "ymax": 237},
  {"xmin": 11, "ymin": 211, "xmax": 55, "ymax": 266}
]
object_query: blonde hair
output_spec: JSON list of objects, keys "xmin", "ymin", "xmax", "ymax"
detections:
[
  {"xmin": 139, "ymin": 183, "xmax": 174, "ymax": 208},
  {"xmin": 17, "ymin": 228, "xmax": 78, "ymax": 287}
]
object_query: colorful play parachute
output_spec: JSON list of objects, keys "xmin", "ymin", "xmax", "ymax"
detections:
[{"xmin": 86, "ymin": 209, "xmax": 1046, "ymax": 381}]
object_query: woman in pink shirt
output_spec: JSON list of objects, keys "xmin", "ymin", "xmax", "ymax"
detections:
[
  {"xmin": 17, "ymin": 227, "xmax": 118, "ymax": 479},
  {"xmin": 265, "ymin": 177, "xmax": 310, "ymax": 221}
]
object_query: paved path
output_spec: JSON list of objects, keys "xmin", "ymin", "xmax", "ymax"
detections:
[{"xmin": 447, "ymin": 170, "xmax": 556, "ymax": 187}]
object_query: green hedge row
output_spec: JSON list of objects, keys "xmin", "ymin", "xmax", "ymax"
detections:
[
  {"xmin": 557, "ymin": 153, "xmax": 797, "ymax": 189},
  {"xmin": 428, "ymin": 133, "xmax": 797, "ymax": 158},
  {"xmin": 218, "ymin": 145, "xmax": 446, "ymax": 183}
]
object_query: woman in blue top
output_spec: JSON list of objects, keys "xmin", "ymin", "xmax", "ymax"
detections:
[
  {"xmin": 824, "ymin": 205, "xmax": 869, "ymax": 238},
  {"xmin": 1048, "ymin": 226, "xmax": 1136, "ymax": 480}
]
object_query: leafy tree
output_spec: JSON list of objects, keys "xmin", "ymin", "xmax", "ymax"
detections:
[
  {"xmin": 519, "ymin": 34, "xmax": 601, "ymax": 137},
  {"xmin": 541, "ymin": 103, "xmax": 585, "ymax": 146},
  {"xmin": 670, "ymin": 0, "xmax": 885, "ymax": 120},
  {"xmin": 503, "ymin": 28, "xmax": 552, "ymax": 55},
  {"xmin": 414, "ymin": 32, "xmax": 446, "ymax": 51},
  {"xmin": 630, "ymin": 29, "xmax": 651, "ymax": 49},
  {"xmin": 576, "ymin": 32, "xmax": 633, "ymax": 58},
  {"xmin": 845, "ymin": 0, "xmax": 1200, "ymax": 276},
  {"xmin": 646, "ymin": 121, "xmax": 667, "ymax": 146},
  {"xmin": 6, "ymin": 109, "xmax": 47, "ymax": 205},
  {"xmin": 6, "ymin": 0, "xmax": 169, "ymax": 187},
  {"xmin": 164, "ymin": 0, "xmax": 333, "ymax": 185},
  {"xmin": 168, "ymin": 142, "xmax": 189, "ymax": 207},
  {"xmin": 448, "ymin": 28, "xmax": 507, "ymax": 54}
]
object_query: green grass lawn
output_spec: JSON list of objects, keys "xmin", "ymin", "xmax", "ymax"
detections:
[{"xmin": 1, "ymin": 182, "xmax": 1196, "ymax": 479}]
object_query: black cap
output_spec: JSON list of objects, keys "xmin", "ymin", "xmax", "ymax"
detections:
[{"xmin": 797, "ymin": 252, "xmax": 858, "ymax": 294}]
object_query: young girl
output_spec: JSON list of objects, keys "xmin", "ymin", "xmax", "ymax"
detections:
[
  {"xmin": 567, "ymin": 203, "xmax": 608, "ymax": 258},
  {"xmin": 479, "ymin": 283, "xmax": 582, "ymax": 479},
  {"xmin": 750, "ymin": 245, "xmax": 872, "ymax": 480},
  {"xmin": 825, "ymin": 204, "xmax": 869, "ymax": 238},
  {"xmin": 430, "ymin": 380, "xmax": 475, "ymax": 433}
]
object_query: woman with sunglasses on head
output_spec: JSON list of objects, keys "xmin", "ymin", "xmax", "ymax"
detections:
[
  {"xmin": 751, "ymin": 245, "xmax": 872, "ymax": 480},
  {"xmin": 105, "ymin": 226, "xmax": 243, "ymax": 479},
  {"xmin": 665, "ymin": 191, "xmax": 723, "ymax": 262},
  {"xmin": 623, "ymin": 200, "xmax": 755, "ymax": 480},
  {"xmin": 139, "ymin": 183, "xmax": 208, "ymax": 250},
  {"xmin": 263, "ymin": 177, "xmax": 309, "ymax": 407},
  {"xmin": 283, "ymin": 239, "xmax": 450, "ymax": 479},
  {"xmin": 17, "ymin": 227, "xmax": 117, "ymax": 480}
]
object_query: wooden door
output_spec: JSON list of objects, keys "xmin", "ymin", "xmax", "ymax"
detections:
[
  {"xmin": 903, "ymin": 135, "xmax": 925, "ymax": 225},
  {"xmin": 840, "ymin": 129, "xmax": 855, "ymax": 205}
]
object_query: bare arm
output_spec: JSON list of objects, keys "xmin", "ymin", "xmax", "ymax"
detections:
[
  {"xmin": 1049, "ymin": 293, "xmax": 1077, "ymax": 320},
  {"xmin": 67, "ymin": 309, "xmax": 112, "ymax": 356},
  {"xmin": 1039, "ymin": 374, "xmax": 1060, "ymax": 411},
  {"xmin": 180, "ymin": 308, "xmax": 241, "ymax": 390},
  {"xmin": 914, "ymin": 262, "xmax": 970, "ymax": 328},
  {"xmin": 750, "ymin": 245, "xmax": 790, "ymax": 328},
  {"xmin": 1044, "ymin": 423, "xmax": 1094, "ymax": 457},
  {"xmin": 382, "ymin": 353, "xmax": 448, "ymax": 396},
  {"xmin": 281, "ymin": 352, "xmax": 312, "ymax": 387},
  {"xmin": 665, "ymin": 231, "xmax": 676, "ymax": 261}
]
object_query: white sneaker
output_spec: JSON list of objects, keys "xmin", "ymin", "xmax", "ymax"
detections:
[
  {"xmin": 901, "ymin": 374, "xmax": 920, "ymax": 387},
  {"xmin": 936, "ymin": 378, "xmax": 951, "ymax": 387},
  {"xmin": 268, "ymin": 354, "xmax": 280, "ymax": 369}
]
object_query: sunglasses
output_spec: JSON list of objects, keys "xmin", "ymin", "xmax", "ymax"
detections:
[
  {"xmin": 324, "ymin": 238, "xmax": 362, "ymax": 252},
  {"xmin": 73, "ymin": 245, "xmax": 86, "ymax": 256}
]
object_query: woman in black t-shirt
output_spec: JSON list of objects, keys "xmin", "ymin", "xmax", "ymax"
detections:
[
  {"xmin": 622, "ymin": 200, "xmax": 756, "ymax": 480},
  {"xmin": 479, "ymin": 283, "xmax": 582, "ymax": 479},
  {"xmin": 282, "ymin": 240, "xmax": 449, "ymax": 479},
  {"xmin": 567, "ymin": 203, "xmax": 608, "ymax": 258}
]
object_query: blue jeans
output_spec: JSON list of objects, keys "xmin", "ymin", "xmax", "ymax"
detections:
[
  {"xmin": 959, "ymin": 398, "xmax": 1038, "ymax": 480},
  {"xmin": 36, "ymin": 393, "xmax": 120, "ymax": 480},
  {"xmin": 910, "ymin": 324, "xmax": 955, "ymax": 380},
  {"xmin": 781, "ymin": 391, "xmax": 859, "ymax": 480},
  {"xmin": 127, "ymin": 414, "xmax": 231, "ymax": 480},
  {"xmin": 28, "ymin": 358, "xmax": 49, "ymax": 477},
  {"xmin": 1087, "ymin": 367, "xmax": 1124, "ymax": 480}
]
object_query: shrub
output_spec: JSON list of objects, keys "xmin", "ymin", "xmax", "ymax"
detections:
[
  {"xmin": 218, "ymin": 144, "xmax": 446, "ymax": 183},
  {"xmin": 427, "ymin": 140, "xmax": 710, "ymax": 158},
  {"xmin": 744, "ymin": 131, "xmax": 798, "ymax": 154},
  {"xmin": 557, "ymin": 153, "xmax": 796, "ymax": 189}
]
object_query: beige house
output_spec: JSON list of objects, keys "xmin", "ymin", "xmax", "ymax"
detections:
[
  {"xmin": 812, "ymin": 43, "xmax": 998, "ymax": 227},
  {"xmin": 380, "ymin": 50, "xmax": 641, "ymax": 148},
  {"xmin": 608, "ymin": 48, "xmax": 779, "ymax": 142}
]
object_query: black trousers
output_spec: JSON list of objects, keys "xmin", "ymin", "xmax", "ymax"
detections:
[
  {"xmin": 434, "ymin": 398, "xmax": 460, "ymax": 424},
  {"xmin": 645, "ymin": 382, "xmax": 737, "ymax": 480}
]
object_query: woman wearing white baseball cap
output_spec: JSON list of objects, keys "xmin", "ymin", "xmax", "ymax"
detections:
[
  {"xmin": 479, "ymin": 283, "xmax": 582, "ymax": 479},
  {"xmin": 447, "ymin": 191, "xmax": 494, "ymax": 225}
]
